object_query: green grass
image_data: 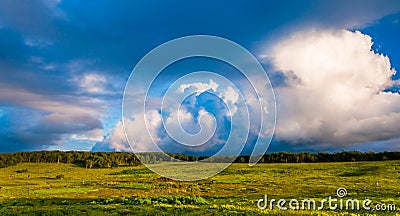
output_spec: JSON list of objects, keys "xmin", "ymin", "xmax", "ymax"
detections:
[
  {"xmin": 0, "ymin": 161, "xmax": 399, "ymax": 215},
  {"xmin": 32, "ymin": 187, "xmax": 98, "ymax": 195}
]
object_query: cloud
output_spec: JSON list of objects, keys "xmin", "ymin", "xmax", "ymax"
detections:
[
  {"xmin": 92, "ymin": 110, "xmax": 162, "ymax": 152},
  {"xmin": 0, "ymin": 104, "xmax": 103, "ymax": 152},
  {"xmin": 164, "ymin": 107, "xmax": 217, "ymax": 146},
  {"xmin": 0, "ymin": 86, "xmax": 105, "ymax": 152},
  {"xmin": 267, "ymin": 29, "xmax": 400, "ymax": 150},
  {"xmin": 218, "ymin": 86, "xmax": 239, "ymax": 116},
  {"xmin": 0, "ymin": 87, "xmax": 104, "ymax": 114},
  {"xmin": 92, "ymin": 29, "xmax": 400, "ymax": 154},
  {"xmin": 78, "ymin": 73, "xmax": 107, "ymax": 94},
  {"xmin": 69, "ymin": 129, "xmax": 103, "ymax": 142},
  {"xmin": 98, "ymin": 87, "xmax": 234, "ymax": 155},
  {"xmin": 91, "ymin": 120, "xmax": 129, "ymax": 152},
  {"xmin": 177, "ymin": 79, "xmax": 218, "ymax": 95},
  {"xmin": 219, "ymin": 86, "xmax": 239, "ymax": 104}
]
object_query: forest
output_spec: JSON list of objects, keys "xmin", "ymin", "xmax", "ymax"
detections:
[{"xmin": 0, "ymin": 150, "xmax": 399, "ymax": 169}]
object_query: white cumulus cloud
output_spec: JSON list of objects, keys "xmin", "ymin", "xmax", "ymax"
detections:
[
  {"xmin": 92, "ymin": 110, "xmax": 162, "ymax": 152},
  {"xmin": 219, "ymin": 86, "xmax": 240, "ymax": 116},
  {"xmin": 267, "ymin": 29, "xmax": 400, "ymax": 150},
  {"xmin": 177, "ymin": 79, "xmax": 218, "ymax": 95}
]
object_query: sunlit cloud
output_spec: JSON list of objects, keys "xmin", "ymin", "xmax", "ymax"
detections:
[{"xmin": 267, "ymin": 29, "xmax": 400, "ymax": 150}]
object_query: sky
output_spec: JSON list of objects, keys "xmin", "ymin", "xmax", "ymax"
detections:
[{"xmin": 0, "ymin": 0, "xmax": 400, "ymax": 154}]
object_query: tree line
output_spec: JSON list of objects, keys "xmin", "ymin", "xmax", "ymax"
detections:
[
  {"xmin": 0, "ymin": 151, "xmax": 140, "ymax": 169},
  {"xmin": 0, "ymin": 150, "xmax": 399, "ymax": 169}
]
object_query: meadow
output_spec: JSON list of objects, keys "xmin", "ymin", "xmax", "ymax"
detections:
[{"xmin": 0, "ymin": 161, "xmax": 399, "ymax": 215}]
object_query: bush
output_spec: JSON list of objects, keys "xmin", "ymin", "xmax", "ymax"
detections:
[
  {"xmin": 15, "ymin": 169, "xmax": 28, "ymax": 173},
  {"xmin": 93, "ymin": 196, "xmax": 208, "ymax": 206}
]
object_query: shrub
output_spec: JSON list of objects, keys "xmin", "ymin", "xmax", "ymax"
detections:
[{"xmin": 15, "ymin": 169, "xmax": 28, "ymax": 173}]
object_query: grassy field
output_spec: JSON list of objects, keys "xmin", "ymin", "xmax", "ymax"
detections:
[{"xmin": 0, "ymin": 161, "xmax": 399, "ymax": 215}]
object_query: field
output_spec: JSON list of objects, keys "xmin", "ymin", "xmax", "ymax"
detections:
[{"xmin": 0, "ymin": 161, "xmax": 399, "ymax": 215}]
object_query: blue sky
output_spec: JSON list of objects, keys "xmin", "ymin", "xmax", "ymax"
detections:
[{"xmin": 0, "ymin": 0, "xmax": 400, "ymax": 154}]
